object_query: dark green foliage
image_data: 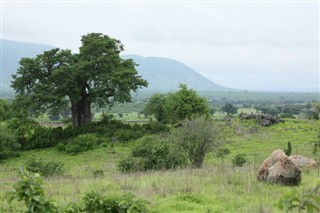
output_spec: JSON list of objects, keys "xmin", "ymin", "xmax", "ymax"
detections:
[
  {"xmin": 171, "ymin": 117, "xmax": 225, "ymax": 168},
  {"xmin": 114, "ymin": 129, "xmax": 144, "ymax": 142},
  {"xmin": 144, "ymin": 93, "xmax": 169, "ymax": 122},
  {"xmin": 63, "ymin": 134, "xmax": 101, "ymax": 155},
  {"xmin": 0, "ymin": 125, "xmax": 20, "ymax": 160},
  {"xmin": 118, "ymin": 157, "xmax": 145, "ymax": 173},
  {"xmin": 232, "ymin": 154, "xmax": 247, "ymax": 167},
  {"xmin": 214, "ymin": 147, "xmax": 230, "ymax": 164},
  {"xmin": 0, "ymin": 99, "xmax": 15, "ymax": 121},
  {"xmin": 221, "ymin": 103, "xmax": 238, "ymax": 115},
  {"xmin": 25, "ymin": 159, "xmax": 64, "ymax": 177},
  {"xmin": 7, "ymin": 119, "xmax": 65, "ymax": 150},
  {"xmin": 284, "ymin": 141, "xmax": 292, "ymax": 156},
  {"xmin": 81, "ymin": 191, "xmax": 150, "ymax": 213},
  {"xmin": 29, "ymin": 127, "xmax": 58, "ymax": 149},
  {"xmin": 142, "ymin": 121, "xmax": 170, "ymax": 134},
  {"xmin": 118, "ymin": 136, "xmax": 187, "ymax": 172},
  {"xmin": 56, "ymin": 143, "xmax": 66, "ymax": 152},
  {"xmin": 6, "ymin": 118, "xmax": 40, "ymax": 149},
  {"xmin": 92, "ymin": 170, "xmax": 104, "ymax": 178},
  {"xmin": 145, "ymin": 84, "xmax": 209, "ymax": 124},
  {"xmin": 8, "ymin": 170, "xmax": 60, "ymax": 213}
]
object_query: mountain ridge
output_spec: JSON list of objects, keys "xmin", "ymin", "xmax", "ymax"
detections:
[
  {"xmin": 1, "ymin": 39, "xmax": 229, "ymax": 92},
  {"xmin": 122, "ymin": 54, "xmax": 228, "ymax": 91}
]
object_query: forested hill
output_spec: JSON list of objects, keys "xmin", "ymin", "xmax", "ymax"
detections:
[
  {"xmin": 1, "ymin": 40, "xmax": 229, "ymax": 92},
  {"xmin": 1, "ymin": 39, "xmax": 54, "ymax": 90},
  {"xmin": 123, "ymin": 55, "xmax": 228, "ymax": 92}
]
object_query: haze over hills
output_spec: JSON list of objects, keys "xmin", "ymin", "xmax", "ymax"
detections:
[
  {"xmin": 1, "ymin": 39, "xmax": 55, "ymax": 90},
  {"xmin": 1, "ymin": 39, "xmax": 228, "ymax": 92},
  {"xmin": 122, "ymin": 55, "xmax": 228, "ymax": 91}
]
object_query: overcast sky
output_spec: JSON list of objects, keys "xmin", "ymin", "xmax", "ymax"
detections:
[{"xmin": 1, "ymin": 0, "xmax": 319, "ymax": 92}]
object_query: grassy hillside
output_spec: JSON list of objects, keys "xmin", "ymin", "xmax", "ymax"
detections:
[{"xmin": 1, "ymin": 118, "xmax": 319, "ymax": 212}]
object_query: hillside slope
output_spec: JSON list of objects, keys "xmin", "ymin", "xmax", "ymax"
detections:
[{"xmin": 123, "ymin": 55, "xmax": 228, "ymax": 91}]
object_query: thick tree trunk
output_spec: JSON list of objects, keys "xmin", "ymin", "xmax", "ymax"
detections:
[{"xmin": 71, "ymin": 98, "xmax": 92, "ymax": 127}]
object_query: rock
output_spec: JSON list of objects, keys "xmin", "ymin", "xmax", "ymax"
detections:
[
  {"xmin": 288, "ymin": 155, "xmax": 318, "ymax": 169},
  {"xmin": 239, "ymin": 113, "xmax": 285, "ymax": 126},
  {"xmin": 257, "ymin": 149, "xmax": 301, "ymax": 186},
  {"xmin": 266, "ymin": 158, "xmax": 301, "ymax": 186},
  {"xmin": 257, "ymin": 149, "xmax": 287, "ymax": 181}
]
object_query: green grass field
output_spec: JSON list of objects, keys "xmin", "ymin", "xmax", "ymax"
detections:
[{"xmin": 1, "ymin": 118, "xmax": 320, "ymax": 212}]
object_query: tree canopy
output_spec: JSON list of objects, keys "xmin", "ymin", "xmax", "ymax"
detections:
[
  {"xmin": 12, "ymin": 33, "xmax": 148, "ymax": 126},
  {"xmin": 221, "ymin": 103, "xmax": 238, "ymax": 115},
  {"xmin": 144, "ymin": 84, "xmax": 209, "ymax": 124}
]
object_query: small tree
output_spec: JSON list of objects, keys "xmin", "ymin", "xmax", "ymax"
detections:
[
  {"xmin": 144, "ymin": 93, "xmax": 168, "ymax": 122},
  {"xmin": 145, "ymin": 84, "xmax": 209, "ymax": 124},
  {"xmin": 221, "ymin": 103, "xmax": 238, "ymax": 115},
  {"xmin": 171, "ymin": 116, "xmax": 225, "ymax": 168}
]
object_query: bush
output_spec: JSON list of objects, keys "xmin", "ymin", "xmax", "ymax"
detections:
[
  {"xmin": 0, "ymin": 99, "xmax": 15, "ymax": 121},
  {"xmin": 142, "ymin": 121, "xmax": 170, "ymax": 134},
  {"xmin": 171, "ymin": 117, "xmax": 225, "ymax": 168},
  {"xmin": 232, "ymin": 154, "xmax": 247, "ymax": 167},
  {"xmin": 6, "ymin": 118, "xmax": 40, "ymax": 149},
  {"xmin": 0, "ymin": 125, "xmax": 20, "ymax": 160},
  {"xmin": 64, "ymin": 133, "xmax": 101, "ymax": 155},
  {"xmin": 118, "ymin": 157, "xmax": 146, "ymax": 173},
  {"xmin": 8, "ymin": 170, "xmax": 59, "ymax": 213},
  {"xmin": 25, "ymin": 158, "xmax": 64, "ymax": 177},
  {"xmin": 81, "ymin": 191, "xmax": 150, "ymax": 213},
  {"xmin": 92, "ymin": 169, "xmax": 104, "ymax": 178},
  {"xmin": 29, "ymin": 127, "xmax": 58, "ymax": 149},
  {"xmin": 118, "ymin": 136, "xmax": 187, "ymax": 172},
  {"xmin": 214, "ymin": 147, "xmax": 230, "ymax": 164},
  {"xmin": 56, "ymin": 143, "xmax": 66, "ymax": 152},
  {"xmin": 114, "ymin": 129, "xmax": 144, "ymax": 142}
]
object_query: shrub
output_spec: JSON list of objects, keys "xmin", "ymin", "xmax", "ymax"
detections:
[
  {"xmin": 118, "ymin": 136, "xmax": 187, "ymax": 172},
  {"xmin": 92, "ymin": 169, "xmax": 104, "ymax": 178},
  {"xmin": 232, "ymin": 154, "xmax": 247, "ymax": 167},
  {"xmin": 25, "ymin": 158, "xmax": 64, "ymax": 177},
  {"xmin": 29, "ymin": 127, "xmax": 57, "ymax": 149},
  {"xmin": 8, "ymin": 170, "xmax": 60, "ymax": 212},
  {"xmin": 0, "ymin": 125, "xmax": 20, "ymax": 160},
  {"xmin": 214, "ymin": 147, "xmax": 230, "ymax": 164},
  {"xmin": 114, "ymin": 129, "xmax": 143, "ymax": 142},
  {"xmin": 0, "ymin": 99, "xmax": 15, "ymax": 121},
  {"xmin": 6, "ymin": 118, "xmax": 40, "ymax": 149},
  {"xmin": 171, "ymin": 117, "xmax": 225, "ymax": 168},
  {"xmin": 118, "ymin": 157, "xmax": 146, "ymax": 173},
  {"xmin": 284, "ymin": 141, "xmax": 292, "ymax": 156},
  {"xmin": 81, "ymin": 191, "xmax": 150, "ymax": 213},
  {"xmin": 56, "ymin": 143, "xmax": 66, "ymax": 152},
  {"xmin": 64, "ymin": 133, "xmax": 101, "ymax": 155},
  {"xmin": 142, "ymin": 121, "xmax": 170, "ymax": 134}
]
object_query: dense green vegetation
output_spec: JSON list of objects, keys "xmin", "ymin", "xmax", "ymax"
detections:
[
  {"xmin": 1, "ymin": 105, "xmax": 320, "ymax": 212},
  {"xmin": 2, "ymin": 33, "xmax": 320, "ymax": 213}
]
